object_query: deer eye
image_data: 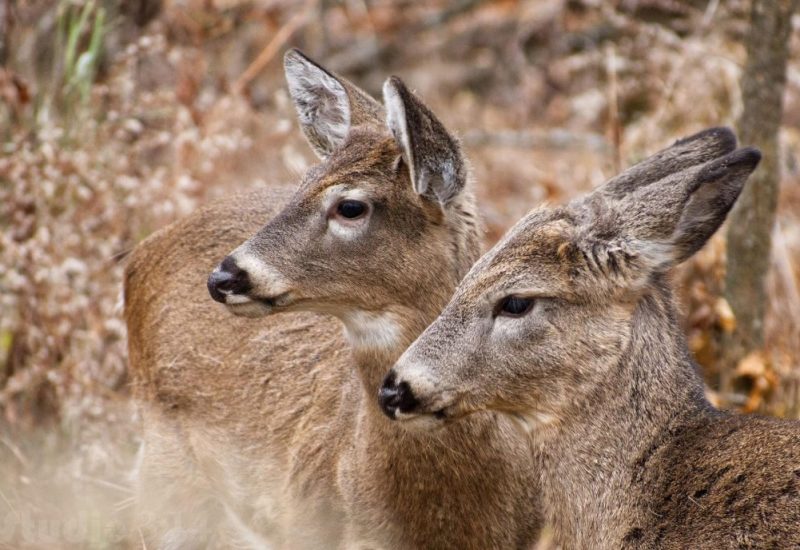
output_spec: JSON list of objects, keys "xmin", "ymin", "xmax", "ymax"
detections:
[
  {"xmin": 496, "ymin": 295, "xmax": 534, "ymax": 318},
  {"xmin": 336, "ymin": 200, "xmax": 368, "ymax": 219}
]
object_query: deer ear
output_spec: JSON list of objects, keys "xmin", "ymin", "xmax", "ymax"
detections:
[
  {"xmin": 284, "ymin": 49, "xmax": 382, "ymax": 159},
  {"xmin": 600, "ymin": 127, "xmax": 737, "ymax": 200},
  {"xmin": 572, "ymin": 146, "xmax": 760, "ymax": 293},
  {"xmin": 383, "ymin": 76, "xmax": 467, "ymax": 206},
  {"xmin": 671, "ymin": 147, "xmax": 761, "ymax": 262},
  {"xmin": 608, "ymin": 146, "xmax": 760, "ymax": 271}
]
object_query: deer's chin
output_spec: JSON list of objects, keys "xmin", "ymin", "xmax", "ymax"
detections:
[
  {"xmin": 393, "ymin": 412, "xmax": 446, "ymax": 432},
  {"xmin": 393, "ymin": 402, "xmax": 464, "ymax": 432},
  {"xmin": 224, "ymin": 298, "xmax": 273, "ymax": 318},
  {"xmin": 223, "ymin": 291, "xmax": 298, "ymax": 318}
]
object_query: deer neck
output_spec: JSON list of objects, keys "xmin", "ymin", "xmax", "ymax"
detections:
[
  {"xmin": 534, "ymin": 285, "xmax": 712, "ymax": 548},
  {"xmin": 343, "ymin": 193, "xmax": 482, "ymax": 420},
  {"xmin": 341, "ymin": 304, "xmax": 437, "ymax": 404}
]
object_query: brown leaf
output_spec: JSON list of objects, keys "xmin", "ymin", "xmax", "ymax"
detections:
[{"xmin": 714, "ymin": 297, "xmax": 736, "ymax": 334}]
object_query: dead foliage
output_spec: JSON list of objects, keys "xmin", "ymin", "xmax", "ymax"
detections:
[{"xmin": 0, "ymin": 0, "xmax": 798, "ymax": 545}]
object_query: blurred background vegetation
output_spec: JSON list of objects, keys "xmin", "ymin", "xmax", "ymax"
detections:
[{"xmin": 0, "ymin": 0, "xmax": 798, "ymax": 546}]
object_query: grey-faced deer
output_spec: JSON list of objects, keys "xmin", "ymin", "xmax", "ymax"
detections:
[
  {"xmin": 126, "ymin": 50, "xmax": 544, "ymax": 549},
  {"xmin": 384, "ymin": 130, "xmax": 800, "ymax": 549}
]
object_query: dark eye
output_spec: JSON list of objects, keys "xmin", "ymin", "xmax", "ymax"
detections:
[
  {"xmin": 336, "ymin": 200, "xmax": 368, "ymax": 219},
  {"xmin": 496, "ymin": 295, "xmax": 534, "ymax": 317}
]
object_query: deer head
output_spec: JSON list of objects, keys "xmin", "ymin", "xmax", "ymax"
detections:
[
  {"xmin": 206, "ymin": 50, "xmax": 480, "ymax": 350},
  {"xmin": 380, "ymin": 128, "xmax": 759, "ymax": 428}
]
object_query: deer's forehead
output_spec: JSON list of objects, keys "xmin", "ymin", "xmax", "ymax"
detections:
[
  {"xmin": 492, "ymin": 211, "xmax": 574, "ymax": 267},
  {"xmin": 460, "ymin": 215, "xmax": 575, "ymax": 298},
  {"xmin": 300, "ymin": 131, "xmax": 401, "ymax": 198}
]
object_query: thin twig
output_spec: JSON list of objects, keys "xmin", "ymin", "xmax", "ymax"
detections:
[
  {"xmin": 0, "ymin": 435, "xmax": 29, "ymax": 467},
  {"xmin": 702, "ymin": 0, "xmax": 721, "ymax": 28},
  {"xmin": 0, "ymin": 486, "xmax": 16, "ymax": 514},
  {"xmin": 73, "ymin": 473, "xmax": 133, "ymax": 494},
  {"xmin": 462, "ymin": 128, "xmax": 609, "ymax": 153},
  {"xmin": 0, "ymin": 0, "xmax": 10, "ymax": 66},
  {"xmin": 231, "ymin": 2, "xmax": 313, "ymax": 96},
  {"xmin": 771, "ymin": 223, "xmax": 800, "ymax": 342},
  {"xmin": 327, "ymin": 0, "xmax": 486, "ymax": 74},
  {"xmin": 687, "ymin": 495, "xmax": 705, "ymax": 509},
  {"xmin": 115, "ymin": 495, "xmax": 136, "ymax": 512},
  {"xmin": 605, "ymin": 43, "xmax": 622, "ymax": 173}
]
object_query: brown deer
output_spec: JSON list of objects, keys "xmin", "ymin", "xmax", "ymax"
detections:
[
  {"xmin": 127, "ymin": 49, "xmax": 550, "ymax": 549},
  {"xmin": 383, "ymin": 132, "xmax": 800, "ymax": 548}
]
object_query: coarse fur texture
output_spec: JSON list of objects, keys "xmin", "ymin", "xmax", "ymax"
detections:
[
  {"xmin": 125, "ymin": 50, "xmax": 542, "ymax": 549},
  {"xmin": 387, "ymin": 129, "xmax": 800, "ymax": 549}
]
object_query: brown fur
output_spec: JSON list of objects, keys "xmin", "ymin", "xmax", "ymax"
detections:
[
  {"xmin": 125, "ymin": 50, "xmax": 542, "ymax": 548},
  {"xmin": 389, "ymin": 129, "xmax": 800, "ymax": 549}
]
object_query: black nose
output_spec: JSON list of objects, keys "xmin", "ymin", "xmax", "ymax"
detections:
[
  {"xmin": 207, "ymin": 256, "xmax": 251, "ymax": 303},
  {"xmin": 378, "ymin": 371, "xmax": 420, "ymax": 419}
]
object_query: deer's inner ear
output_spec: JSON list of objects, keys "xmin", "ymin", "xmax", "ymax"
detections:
[
  {"xmin": 284, "ymin": 51, "xmax": 351, "ymax": 159},
  {"xmin": 382, "ymin": 76, "xmax": 466, "ymax": 207},
  {"xmin": 283, "ymin": 49, "xmax": 382, "ymax": 160}
]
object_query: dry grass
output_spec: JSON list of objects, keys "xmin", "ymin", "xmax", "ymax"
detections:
[{"xmin": 1, "ymin": 0, "xmax": 798, "ymax": 546}]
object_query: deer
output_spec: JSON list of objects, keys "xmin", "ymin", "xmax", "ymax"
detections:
[
  {"xmin": 126, "ymin": 49, "xmax": 554, "ymax": 549},
  {"xmin": 382, "ymin": 131, "xmax": 800, "ymax": 549}
]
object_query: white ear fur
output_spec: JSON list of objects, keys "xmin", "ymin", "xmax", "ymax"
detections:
[
  {"xmin": 432, "ymin": 159, "xmax": 459, "ymax": 205},
  {"xmin": 576, "ymin": 237, "xmax": 673, "ymax": 291},
  {"xmin": 284, "ymin": 50, "xmax": 351, "ymax": 158},
  {"xmin": 631, "ymin": 240, "xmax": 674, "ymax": 275},
  {"xmin": 383, "ymin": 79, "xmax": 422, "ymax": 193}
]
